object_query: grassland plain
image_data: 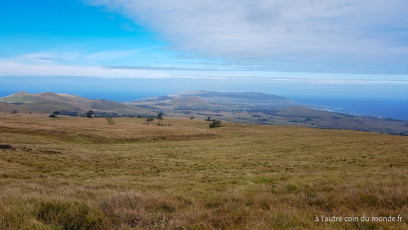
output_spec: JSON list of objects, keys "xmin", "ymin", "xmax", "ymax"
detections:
[{"xmin": 0, "ymin": 114, "xmax": 407, "ymax": 229}]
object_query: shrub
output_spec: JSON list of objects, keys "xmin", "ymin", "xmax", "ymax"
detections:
[{"xmin": 209, "ymin": 120, "xmax": 221, "ymax": 128}]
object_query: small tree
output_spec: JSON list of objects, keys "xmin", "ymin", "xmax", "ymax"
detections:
[
  {"xmin": 86, "ymin": 110, "xmax": 94, "ymax": 118},
  {"xmin": 157, "ymin": 112, "xmax": 163, "ymax": 120},
  {"xmin": 209, "ymin": 120, "xmax": 221, "ymax": 128},
  {"xmin": 205, "ymin": 116, "xmax": 212, "ymax": 121}
]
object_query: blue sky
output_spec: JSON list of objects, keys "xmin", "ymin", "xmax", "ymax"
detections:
[{"xmin": 0, "ymin": 0, "xmax": 407, "ymax": 101}]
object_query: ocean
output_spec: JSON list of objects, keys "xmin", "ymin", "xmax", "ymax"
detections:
[{"xmin": 290, "ymin": 97, "xmax": 408, "ymax": 121}]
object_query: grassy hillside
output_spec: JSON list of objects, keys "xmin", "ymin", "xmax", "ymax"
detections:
[
  {"xmin": 0, "ymin": 114, "xmax": 407, "ymax": 229},
  {"xmin": 0, "ymin": 92, "xmax": 149, "ymax": 115},
  {"xmin": 0, "ymin": 102, "xmax": 30, "ymax": 114}
]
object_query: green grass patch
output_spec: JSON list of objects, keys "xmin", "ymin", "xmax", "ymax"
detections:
[{"xmin": 36, "ymin": 199, "xmax": 105, "ymax": 229}]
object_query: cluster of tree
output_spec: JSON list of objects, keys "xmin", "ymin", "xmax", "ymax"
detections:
[
  {"xmin": 155, "ymin": 123, "xmax": 171, "ymax": 126},
  {"xmin": 49, "ymin": 110, "xmax": 95, "ymax": 118},
  {"xmin": 143, "ymin": 121, "xmax": 171, "ymax": 126},
  {"xmin": 46, "ymin": 110, "xmax": 160, "ymax": 119},
  {"xmin": 86, "ymin": 111, "xmax": 94, "ymax": 118},
  {"xmin": 49, "ymin": 111, "xmax": 60, "ymax": 118},
  {"xmin": 205, "ymin": 116, "xmax": 222, "ymax": 128},
  {"xmin": 157, "ymin": 112, "xmax": 163, "ymax": 120}
]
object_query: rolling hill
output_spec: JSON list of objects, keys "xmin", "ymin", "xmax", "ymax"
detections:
[
  {"xmin": 1, "ymin": 91, "xmax": 407, "ymax": 135},
  {"xmin": 0, "ymin": 92, "xmax": 150, "ymax": 116}
]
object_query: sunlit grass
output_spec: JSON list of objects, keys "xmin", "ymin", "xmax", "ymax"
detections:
[{"xmin": 0, "ymin": 114, "xmax": 407, "ymax": 229}]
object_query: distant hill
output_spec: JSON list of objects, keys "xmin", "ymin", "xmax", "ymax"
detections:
[
  {"xmin": 176, "ymin": 90, "xmax": 292, "ymax": 102},
  {"xmin": 129, "ymin": 90, "xmax": 296, "ymax": 112},
  {"xmin": 0, "ymin": 92, "xmax": 150, "ymax": 116},
  {"xmin": 275, "ymin": 106, "xmax": 408, "ymax": 135},
  {"xmin": 1, "ymin": 91, "xmax": 407, "ymax": 135},
  {"xmin": 128, "ymin": 91, "xmax": 408, "ymax": 135}
]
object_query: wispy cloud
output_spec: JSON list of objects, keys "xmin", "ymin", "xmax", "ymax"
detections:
[
  {"xmin": 106, "ymin": 65, "xmax": 238, "ymax": 72},
  {"xmin": 1, "ymin": 59, "xmax": 407, "ymax": 85},
  {"xmin": 86, "ymin": 0, "xmax": 408, "ymax": 73},
  {"xmin": 16, "ymin": 52, "xmax": 81, "ymax": 64},
  {"xmin": 85, "ymin": 48, "xmax": 159, "ymax": 62},
  {"xmin": 2, "ymin": 46, "xmax": 406, "ymax": 84},
  {"xmin": 0, "ymin": 61, "xmax": 169, "ymax": 79},
  {"xmin": 11, "ymin": 49, "xmax": 163, "ymax": 64}
]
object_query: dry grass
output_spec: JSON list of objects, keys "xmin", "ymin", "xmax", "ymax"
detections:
[{"xmin": 0, "ymin": 114, "xmax": 407, "ymax": 229}]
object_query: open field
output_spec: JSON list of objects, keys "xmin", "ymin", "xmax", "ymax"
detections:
[{"xmin": 0, "ymin": 114, "xmax": 408, "ymax": 229}]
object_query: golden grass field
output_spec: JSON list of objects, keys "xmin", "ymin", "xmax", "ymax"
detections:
[{"xmin": 0, "ymin": 114, "xmax": 407, "ymax": 229}]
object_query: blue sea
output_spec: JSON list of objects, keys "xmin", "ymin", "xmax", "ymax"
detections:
[{"xmin": 290, "ymin": 97, "xmax": 408, "ymax": 121}]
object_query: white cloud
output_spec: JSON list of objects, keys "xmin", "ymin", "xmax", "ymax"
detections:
[
  {"xmin": 0, "ymin": 61, "xmax": 169, "ymax": 79},
  {"xmin": 86, "ymin": 0, "xmax": 408, "ymax": 67}
]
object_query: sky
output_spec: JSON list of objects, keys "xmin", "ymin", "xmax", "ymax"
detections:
[{"xmin": 0, "ymin": 0, "xmax": 408, "ymax": 108}]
